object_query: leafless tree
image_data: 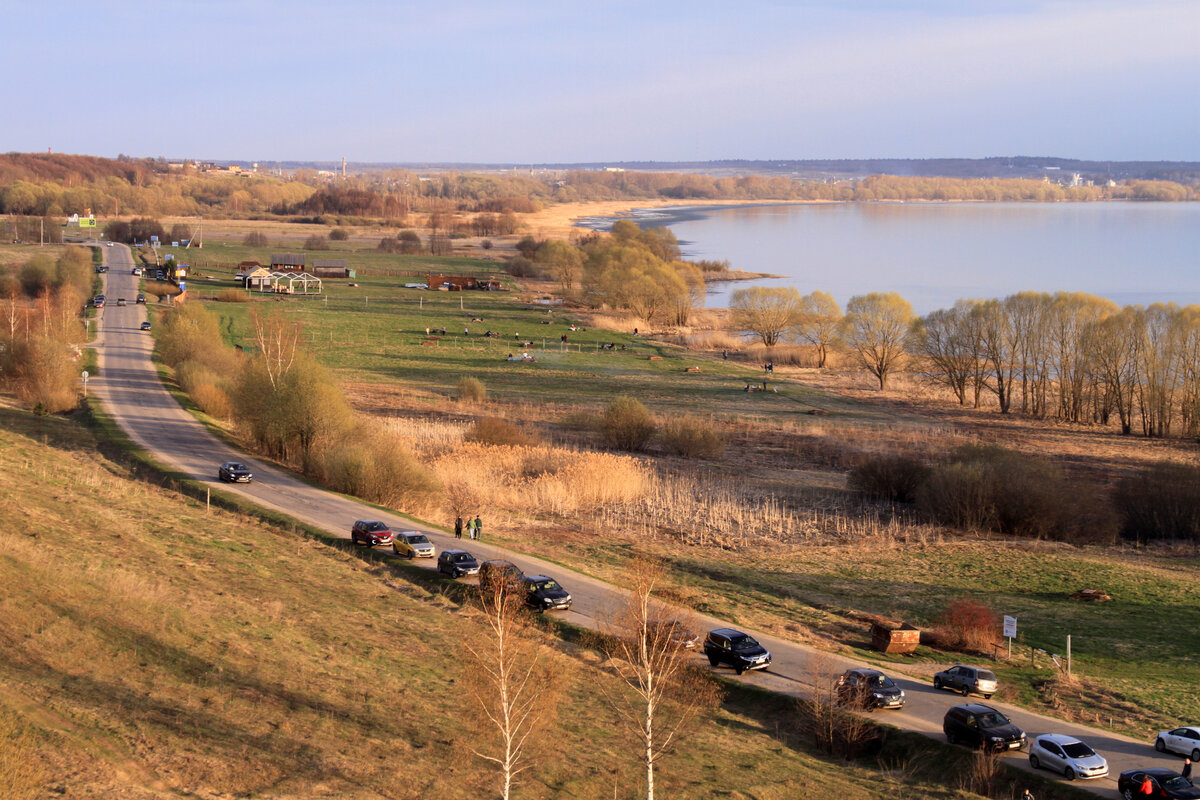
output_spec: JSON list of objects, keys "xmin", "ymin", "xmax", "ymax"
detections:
[
  {"xmin": 598, "ymin": 559, "xmax": 718, "ymax": 800},
  {"xmin": 250, "ymin": 309, "xmax": 300, "ymax": 390},
  {"xmin": 465, "ymin": 579, "xmax": 559, "ymax": 800}
]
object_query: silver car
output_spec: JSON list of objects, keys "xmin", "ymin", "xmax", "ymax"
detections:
[
  {"xmin": 933, "ymin": 665, "xmax": 998, "ymax": 699},
  {"xmin": 1156, "ymin": 726, "xmax": 1200, "ymax": 761},
  {"xmin": 1028, "ymin": 734, "xmax": 1109, "ymax": 780}
]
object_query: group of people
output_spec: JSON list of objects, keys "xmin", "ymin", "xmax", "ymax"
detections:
[{"xmin": 454, "ymin": 515, "xmax": 484, "ymax": 540}]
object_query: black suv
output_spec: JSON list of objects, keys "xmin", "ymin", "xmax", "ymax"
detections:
[
  {"xmin": 479, "ymin": 560, "xmax": 525, "ymax": 594},
  {"xmin": 217, "ymin": 461, "xmax": 253, "ymax": 483},
  {"xmin": 703, "ymin": 628, "xmax": 771, "ymax": 675},
  {"xmin": 438, "ymin": 549, "xmax": 480, "ymax": 578},
  {"xmin": 837, "ymin": 668, "xmax": 906, "ymax": 710},
  {"xmin": 522, "ymin": 575, "xmax": 571, "ymax": 612},
  {"xmin": 943, "ymin": 703, "xmax": 1026, "ymax": 751}
]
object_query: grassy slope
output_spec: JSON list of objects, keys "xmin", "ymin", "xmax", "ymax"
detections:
[{"xmin": 0, "ymin": 404, "xmax": 987, "ymax": 800}]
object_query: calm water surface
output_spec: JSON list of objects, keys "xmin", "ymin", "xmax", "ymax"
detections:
[{"xmin": 585, "ymin": 202, "xmax": 1200, "ymax": 314}]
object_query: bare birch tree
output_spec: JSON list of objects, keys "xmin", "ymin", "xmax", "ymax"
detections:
[
  {"xmin": 250, "ymin": 309, "xmax": 300, "ymax": 390},
  {"xmin": 466, "ymin": 579, "xmax": 559, "ymax": 800},
  {"xmin": 598, "ymin": 559, "xmax": 717, "ymax": 800}
]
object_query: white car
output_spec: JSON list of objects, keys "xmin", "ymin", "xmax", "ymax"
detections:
[
  {"xmin": 1028, "ymin": 734, "xmax": 1108, "ymax": 780},
  {"xmin": 1156, "ymin": 726, "xmax": 1200, "ymax": 761},
  {"xmin": 106, "ymin": 241, "xmax": 114, "ymax": 247}
]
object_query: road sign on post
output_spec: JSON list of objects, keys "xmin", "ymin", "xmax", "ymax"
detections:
[{"xmin": 1003, "ymin": 615, "xmax": 1017, "ymax": 658}]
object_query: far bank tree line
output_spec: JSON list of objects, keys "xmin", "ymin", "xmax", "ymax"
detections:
[{"xmin": 733, "ymin": 287, "xmax": 1200, "ymax": 439}]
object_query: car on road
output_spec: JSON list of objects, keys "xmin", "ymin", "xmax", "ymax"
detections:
[
  {"xmin": 523, "ymin": 575, "xmax": 571, "ymax": 612},
  {"xmin": 836, "ymin": 667, "xmax": 906, "ymax": 710},
  {"xmin": 392, "ymin": 531, "xmax": 435, "ymax": 559},
  {"xmin": 93, "ymin": 295, "xmax": 105, "ymax": 308},
  {"xmin": 933, "ymin": 664, "xmax": 997, "ymax": 699},
  {"xmin": 132, "ymin": 267, "xmax": 142, "ymax": 276},
  {"xmin": 217, "ymin": 461, "xmax": 253, "ymax": 483},
  {"xmin": 95, "ymin": 265, "xmax": 108, "ymax": 273},
  {"xmin": 117, "ymin": 298, "xmax": 127, "ymax": 306},
  {"xmin": 943, "ymin": 704, "xmax": 1026, "ymax": 751},
  {"xmin": 136, "ymin": 293, "xmax": 146, "ymax": 304},
  {"xmin": 1118, "ymin": 769, "xmax": 1200, "ymax": 800},
  {"xmin": 1028, "ymin": 733, "xmax": 1108, "ymax": 780},
  {"xmin": 437, "ymin": 549, "xmax": 480, "ymax": 578},
  {"xmin": 650, "ymin": 619, "xmax": 700, "ymax": 650},
  {"xmin": 479, "ymin": 560, "xmax": 525, "ymax": 594},
  {"xmin": 156, "ymin": 270, "xmax": 165, "ymax": 279},
  {"xmin": 140, "ymin": 321, "xmax": 152, "ymax": 331},
  {"xmin": 107, "ymin": 241, "xmax": 114, "ymax": 247},
  {"xmin": 703, "ymin": 628, "xmax": 771, "ymax": 675},
  {"xmin": 1157, "ymin": 727, "xmax": 1200, "ymax": 761},
  {"xmin": 350, "ymin": 520, "xmax": 393, "ymax": 547}
]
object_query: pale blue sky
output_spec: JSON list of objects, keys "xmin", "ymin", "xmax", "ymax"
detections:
[{"xmin": 3, "ymin": 1, "xmax": 1196, "ymax": 162}]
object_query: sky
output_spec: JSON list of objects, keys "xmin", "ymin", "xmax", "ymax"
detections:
[{"xmin": 2, "ymin": 0, "xmax": 1197, "ymax": 163}]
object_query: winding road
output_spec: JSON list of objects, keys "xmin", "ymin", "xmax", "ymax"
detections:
[{"xmin": 92, "ymin": 243, "xmax": 1184, "ymax": 798}]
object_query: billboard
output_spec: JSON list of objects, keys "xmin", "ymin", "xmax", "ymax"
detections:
[{"xmin": 79, "ymin": 218, "xmax": 97, "ymax": 228}]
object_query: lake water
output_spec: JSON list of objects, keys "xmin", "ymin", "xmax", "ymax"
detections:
[{"xmin": 579, "ymin": 202, "xmax": 1200, "ymax": 314}]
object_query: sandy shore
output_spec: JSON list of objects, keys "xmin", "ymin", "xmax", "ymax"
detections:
[{"xmin": 523, "ymin": 198, "xmax": 807, "ymax": 240}]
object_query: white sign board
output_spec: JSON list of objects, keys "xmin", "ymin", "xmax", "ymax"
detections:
[{"xmin": 1003, "ymin": 615, "xmax": 1017, "ymax": 639}]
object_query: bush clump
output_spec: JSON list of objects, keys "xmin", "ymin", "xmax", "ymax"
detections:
[
  {"xmin": 329, "ymin": 228, "xmax": 349, "ymax": 241},
  {"xmin": 504, "ymin": 256, "xmax": 537, "ymax": 278},
  {"xmin": 190, "ymin": 382, "xmax": 234, "ymax": 420},
  {"xmin": 311, "ymin": 427, "xmax": 441, "ymax": 512},
  {"xmin": 849, "ymin": 453, "xmax": 930, "ymax": 503},
  {"xmin": 456, "ymin": 377, "xmax": 487, "ymax": 403},
  {"xmin": 215, "ymin": 289, "xmax": 249, "ymax": 302},
  {"xmin": 467, "ymin": 417, "xmax": 539, "ymax": 447},
  {"xmin": 1114, "ymin": 462, "xmax": 1200, "ymax": 543},
  {"xmin": 660, "ymin": 416, "xmax": 723, "ymax": 459},
  {"xmin": 933, "ymin": 597, "xmax": 1001, "ymax": 655},
  {"xmin": 916, "ymin": 445, "xmax": 1117, "ymax": 542},
  {"xmin": 243, "ymin": 232, "xmax": 269, "ymax": 247},
  {"xmin": 303, "ymin": 234, "xmax": 329, "ymax": 250},
  {"xmin": 601, "ymin": 396, "xmax": 656, "ymax": 452}
]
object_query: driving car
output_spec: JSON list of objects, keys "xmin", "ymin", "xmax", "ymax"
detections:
[
  {"xmin": 217, "ymin": 461, "xmax": 252, "ymax": 483},
  {"xmin": 437, "ymin": 549, "xmax": 480, "ymax": 578},
  {"xmin": 140, "ymin": 321, "xmax": 151, "ymax": 331},
  {"xmin": 943, "ymin": 704, "xmax": 1026, "ymax": 751},
  {"xmin": 350, "ymin": 520, "xmax": 393, "ymax": 547},
  {"xmin": 117, "ymin": 298, "xmax": 126, "ymax": 306},
  {"xmin": 933, "ymin": 665, "xmax": 998, "ymax": 699},
  {"xmin": 479, "ymin": 560, "xmax": 525, "ymax": 594},
  {"xmin": 136, "ymin": 293, "xmax": 146, "ymax": 304},
  {"xmin": 106, "ymin": 241, "xmax": 114, "ymax": 247},
  {"xmin": 1028, "ymin": 733, "xmax": 1108, "ymax": 780},
  {"xmin": 1118, "ymin": 769, "xmax": 1200, "ymax": 800},
  {"xmin": 837, "ymin": 667, "xmax": 906, "ymax": 710},
  {"xmin": 392, "ymin": 530, "xmax": 435, "ymax": 559},
  {"xmin": 703, "ymin": 628, "xmax": 771, "ymax": 675},
  {"xmin": 1157, "ymin": 727, "xmax": 1200, "ymax": 761},
  {"xmin": 523, "ymin": 575, "xmax": 571, "ymax": 612}
]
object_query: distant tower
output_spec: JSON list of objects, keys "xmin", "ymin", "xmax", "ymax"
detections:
[{"xmin": 341, "ymin": 157, "xmax": 346, "ymax": 178}]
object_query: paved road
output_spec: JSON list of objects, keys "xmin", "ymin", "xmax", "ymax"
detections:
[{"xmin": 92, "ymin": 243, "xmax": 1187, "ymax": 798}]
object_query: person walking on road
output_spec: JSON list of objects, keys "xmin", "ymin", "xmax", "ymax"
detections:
[
  {"xmin": 474, "ymin": 515, "xmax": 482, "ymax": 541},
  {"xmin": 465, "ymin": 518, "xmax": 475, "ymax": 540},
  {"xmin": 454, "ymin": 516, "xmax": 463, "ymax": 539}
]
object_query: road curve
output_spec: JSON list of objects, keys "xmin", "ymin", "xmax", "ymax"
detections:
[{"xmin": 91, "ymin": 243, "xmax": 1181, "ymax": 798}]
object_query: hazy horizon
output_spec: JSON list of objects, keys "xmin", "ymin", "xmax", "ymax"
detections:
[{"xmin": 4, "ymin": 1, "xmax": 1197, "ymax": 163}]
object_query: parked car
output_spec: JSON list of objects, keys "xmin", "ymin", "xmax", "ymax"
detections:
[
  {"xmin": 156, "ymin": 270, "xmax": 165, "ymax": 279},
  {"xmin": 1118, "ymin": 769, "xmax": 1200, "ymax": 800},
  {"xmin": 106, "ymin": 241, "xmax": 114, "ymax": 247},
  {"xmin": 140, "ymin": 321, "xmax": 151, "ymax": 331},
  {"xmin": 1028, "ymin": 734, "xmax": 1108, "ymax": 780},
  {"xmin": 117, "ymin": 298, "xmax": 127, "ymax": 306},
  {"xmin": 93, "ymin": 295, "xmax": 105, "ymax": 308},
  {"xmin": 650, "ymin": 619, "xmax": 700, "ymax": 650},
  {"xmin": 350, "ymin": 519, "xmax": 393, "ymax": 547},
  {"xmin": 479, "ymin": 560, "xmax": 525, "ymax": 594},
  {"xmin": 837, "ymin": 668, "xmax": 906, "ymax": 710},
  {"xmin": 133, "ymin": 267, "xmax": 142, "ymax": 276},
  {"xmin": 703, "ymin": 628, "xmax": 771, "ymax": 675},
  {"xmin": 933, "ymin": 665, "xmax": 998, "ymax": 699},
  {"xmin": 943, "ymin": 704, "xmax": 1025, "ymax": 751},
  {"xmin": 437, "ymin": 549, "xmax": 480, "ymax": 578},
  {"xmin": 392, "ymin": 530, "xmax": 435, "ymax": 559},
  {"xmin": 1157, "ymin": 727, "xmax": 1200, "ymax": 761},
  {"xmin": 523, "ymin": 575, "xmax": 571, "ymax": 611},
  {"xmin": 136, "ymin": 293, "xmax": 146, "ymax": 304},
  {"xmin": 217, "ymin": 461, "xmax": 253, "ymax": 483}
]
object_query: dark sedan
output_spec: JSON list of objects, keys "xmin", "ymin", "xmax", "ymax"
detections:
[
  {"xmin": 217, "ymin": 461, "xmax": 253, "ymax": 483},
  {"xmin": 1118, "ymin": 769, "xmax": 1200, "ymax": 799}
]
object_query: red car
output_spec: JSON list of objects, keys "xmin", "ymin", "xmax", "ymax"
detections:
[{"xmin": 350, "ymin": 520, "xmax": 394, "ymax": 547}]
